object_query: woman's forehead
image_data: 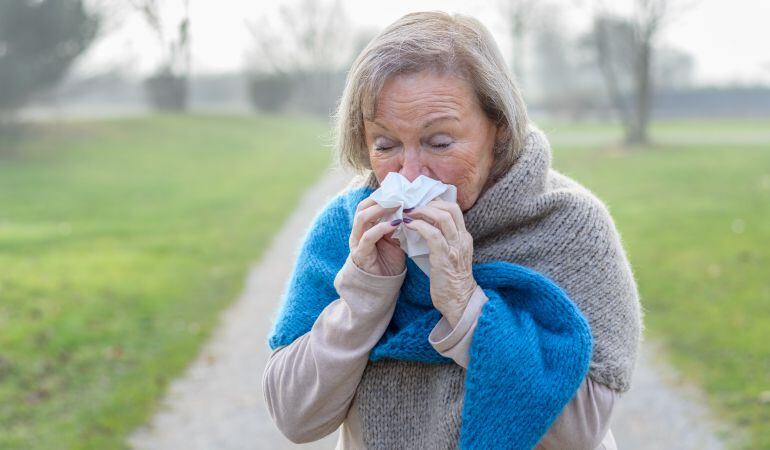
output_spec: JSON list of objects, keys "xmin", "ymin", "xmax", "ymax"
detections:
[{"xmin": 368, "ymin": 71, "xmax": 479, "ymax": 125}]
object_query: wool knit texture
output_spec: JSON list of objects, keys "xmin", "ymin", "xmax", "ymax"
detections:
[{"xmin": 267, "ymin": 126, "xmax": 642, "ymax": 448}]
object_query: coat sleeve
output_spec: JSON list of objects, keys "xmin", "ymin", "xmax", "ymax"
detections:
[
  {"xmin": 262, "ymin": 255, "xmax": 406, "ymax": 443},
  {"xmin": 534, "ymin": 376, "xmax": 618, "ymax": 450},
  {"xmin": 429, "ymin": 288, "xmax": 619, "ymax": 450}
]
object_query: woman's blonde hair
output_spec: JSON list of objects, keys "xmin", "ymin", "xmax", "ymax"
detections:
[{"xmin": 333, "ymin": 11, "xmax": 529, "ymax": 186}]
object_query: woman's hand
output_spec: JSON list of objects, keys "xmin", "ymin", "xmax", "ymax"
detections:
[
  {"xmin": 349, "ymin": 198, "xmax": 406, "ymax": 277},
  {"xmin": 403, "ymin": 199, "xmax": 478, "ymax": 327}
]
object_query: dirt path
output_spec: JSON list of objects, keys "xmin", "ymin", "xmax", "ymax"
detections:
[
  {"xmin": 128, "ymin": 167, "xmax": 728, "ymax": 450},
  {"xmin": 128, "ymin": 167, "xmax": 351, "ymax": 450},
  {"xmin": 611, "ymin": 340, "xmax": 730, "ymax": 449}
]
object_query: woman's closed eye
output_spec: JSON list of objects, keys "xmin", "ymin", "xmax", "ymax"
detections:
[
  {"xmin": 427, "ymin": 135, "xmax": 453, "ymax": 149},
  {"xmin": 374, "ymin": 137, "xmax": 397, "ymax": 152},
  {"xmin": 372, "ymin": 135, "xmax": 453, "ymax": 151}
]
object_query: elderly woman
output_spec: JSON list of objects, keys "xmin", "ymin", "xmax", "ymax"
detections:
[{"xmin": 263, "ymin": 11, "xmax": 641, "ymax": 450}]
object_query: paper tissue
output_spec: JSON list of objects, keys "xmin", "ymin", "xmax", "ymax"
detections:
[{"xmin": 369, "ymin": 172, "xmax": 457, "ymax": 275}]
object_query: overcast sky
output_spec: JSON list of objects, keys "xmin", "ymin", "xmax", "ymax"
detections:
[{"xmin": 78, "ymin": 0, "xmax": 770, "ymax": 85}]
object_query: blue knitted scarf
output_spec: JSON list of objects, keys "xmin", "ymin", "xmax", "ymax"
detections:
[{"xmin": 267, "ymin": 185, "xmax": 593, "ymax": 449}]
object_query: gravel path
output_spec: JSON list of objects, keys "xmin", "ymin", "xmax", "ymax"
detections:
[
  {"xmin": 611, "ymin": 340, "xmax": 730, "ymax": 449},
  {"xmin": 128, "ymin": 167, "xmax": 351, "ymax": 450},
  {"xmin": 128, "ymin": 167, "xmax": 729, "ymax": 450}
]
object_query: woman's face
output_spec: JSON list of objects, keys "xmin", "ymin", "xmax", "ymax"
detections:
[{"xmin": 363, "ymin": 70, "xmax": 501, "ymax": 212}]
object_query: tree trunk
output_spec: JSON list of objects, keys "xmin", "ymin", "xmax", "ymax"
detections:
[
  {"xmin": 627, "ymin": 38, "xmax": 652, "ymax": 146},
  {"xmin": 144, "ymin": 73, "xmax": 189, "ymax": 112},
  {"xmin": 512, "ymin": 23, "xmax": 526, "ymax": 85},
  {"xmin": 593, "ymin": 19, "xmax": 633, "ymax": 136}
]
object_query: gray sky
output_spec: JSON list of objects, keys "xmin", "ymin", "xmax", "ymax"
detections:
[{"xmin": 79, "ymin": 0, "xmax": 770, "ymax": 85}]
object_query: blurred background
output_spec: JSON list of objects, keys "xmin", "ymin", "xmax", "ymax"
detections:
[{"xmin": 0, "ymin": 0, "xmax": 768, "ymax": 449}]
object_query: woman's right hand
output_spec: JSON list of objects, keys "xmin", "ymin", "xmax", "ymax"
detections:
[{"xmin": 349, "ymin": 198, "xmax": 406, "ymax": 277}]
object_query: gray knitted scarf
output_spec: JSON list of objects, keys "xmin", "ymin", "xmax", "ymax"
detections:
[{"xmin": 349, "ymin": 126, "xmax": 643, "ymax": 448}]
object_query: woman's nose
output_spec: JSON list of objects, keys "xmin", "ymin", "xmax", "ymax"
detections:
[{"xmin": 398, "ymin": 148, "xmax": 429, "ymax": 182}]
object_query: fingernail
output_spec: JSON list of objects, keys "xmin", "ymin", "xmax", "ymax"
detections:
[
  {"xmin": 402, "ymin": 217, "xmax": 413, "ymax": 224},
  {"xmin": 403, "ymin": 207, "xmax": 414, "ymax": 213},
  {"xmin": 390, "ymin": 219, "xmax": 403, "ymax": 226}
]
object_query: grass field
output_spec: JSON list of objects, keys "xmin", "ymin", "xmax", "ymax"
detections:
[
  {"xmin": 0, "ymin": 114, "xmax": 331, "ymax": 449},
  {"xmin": 1, "ymin": 115, "xmax": 768, "ymax": 449},
  {"xmin": 544, "ymin": 120, "xmax": 770, "ymax": 449}
]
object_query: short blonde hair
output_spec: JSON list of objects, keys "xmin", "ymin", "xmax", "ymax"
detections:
[{"xmin": 333, "ymin": 11, "xmax": 529, "ymax": 186}]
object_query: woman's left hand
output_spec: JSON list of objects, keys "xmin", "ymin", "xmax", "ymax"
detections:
[{"xmin": 403, "ymin": 199, "xmax": 478, "ymax": 328}]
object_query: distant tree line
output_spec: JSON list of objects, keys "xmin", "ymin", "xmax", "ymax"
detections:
[{"xmin": 7, "ymin": 0, "xmax": 765, "ymax": 151}]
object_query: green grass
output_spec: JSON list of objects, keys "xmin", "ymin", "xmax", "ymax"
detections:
[
  {"xmin": 545, "ymin": 120, "xmax": 770, "ymax": 449},
  {"xmin": 0, "ymin": 114, "xmax": 332, "ymax": 449},
  {"xmin": 541, "ymin": 118, "xmax": 770, "ymax": 148}
]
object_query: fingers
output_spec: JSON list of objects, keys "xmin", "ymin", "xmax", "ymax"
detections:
[
  {"xmin": 427, "ymin": 199, "xmax": 466, "ymax": 232},
  {"xmin": 403, "ymin": 218, "xmax": 449, "ymax": 256},
  {"xmin": 350, "ymin": 200, "xmax": 398, "ymax": 247},
  {"xmin": 355, "ymin": 197, "xmax": 376, "ymax": 212},
  {"xmin": 404, "ymin": 203, "xmax": 460, "ymax": 243},
  {"xmin": 358, "ymin": 220, "xmax": 401, "ymax": 251}
]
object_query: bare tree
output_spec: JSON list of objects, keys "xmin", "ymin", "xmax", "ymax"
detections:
[
  {"xmin": 130, "ymin": 0, "xmax": 191, "ymax": 111},
  {"xmin": 499, "ymin": 0, "xmax": 540, "ymax": 87},
  {"xmin": 245, "ymin": 0, "xmax": 354, "ymax": 116},
  {"xmin": 590, "ymin": 0, "xmax": 692, "ymax": 146},
  {"xmin": 589, "ymin": 15, "xmax": 636, "ymax": 135},
  {"xmin": 533, "ymin": 5, "xmax": 606, "ymax": 120}
]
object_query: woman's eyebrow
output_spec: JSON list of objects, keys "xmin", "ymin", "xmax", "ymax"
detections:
[
  {"xmin": 369, "ymin": 115, "xmax": 459, "ymax": 132},
  {"xmin": 422, "ymin": 115, "xmax": 460, "ymax": 129},
  {"xmin": 372, "ymin": 121, "xmax": 390, "ymax": 131}
]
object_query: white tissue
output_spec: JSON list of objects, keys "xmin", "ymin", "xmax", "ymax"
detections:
[{"xmin": 369, "ymin": 172, "xmax": 457, "ymax": 275}]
